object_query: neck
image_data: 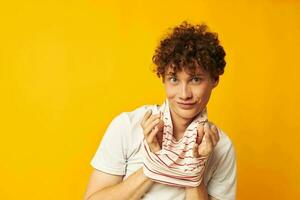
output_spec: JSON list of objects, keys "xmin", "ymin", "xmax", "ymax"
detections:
[{"xmin": 169, "ymin": 109, "xmax": 193, "ymax": 140}]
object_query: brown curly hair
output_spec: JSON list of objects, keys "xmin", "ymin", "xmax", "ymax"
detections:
[{"xmin": 152, "ymin": 21, "xmax": 226, "ymax": 81}]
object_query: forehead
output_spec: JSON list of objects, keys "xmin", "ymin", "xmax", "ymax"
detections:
[{"xmin": 165, "ymin": 66, "xmax": 207, "ymax": 76}]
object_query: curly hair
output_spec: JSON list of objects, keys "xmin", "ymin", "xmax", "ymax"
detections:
[{"xmin": 152, "ymin": 21, "xmax": 226, "ymax": 81}]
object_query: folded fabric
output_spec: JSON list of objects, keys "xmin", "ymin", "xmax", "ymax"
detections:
[{"xmin": 142, "ymin": 99, "xmax": 209, "ymax": 187}]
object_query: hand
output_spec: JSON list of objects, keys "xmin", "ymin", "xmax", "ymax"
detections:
[
  {"xmin": 140, "ymin": 110, "xmax": 164, "ymax": 153},
  {"xmin": 193, "ymin": 122, "xmax": 220, "ymax": 158}
]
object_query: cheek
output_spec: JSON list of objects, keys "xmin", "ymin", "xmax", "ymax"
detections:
[
  {"xmin": 164, "ymin": 85, "xmax": 177, "ymax": 98},
  {"xmin": 194, "ymin": 87, "xmax": 212, "ymax": 103}
]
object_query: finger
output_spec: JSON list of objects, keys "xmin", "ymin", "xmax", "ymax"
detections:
[
  {"xmin": 141, "ymin": 110, "xmax": 152, "ymax": 128},
  {"xmin": 144, "ymin": 113, "xmax": 161, "ymax": 128},
  {"xmin": 148, "ymin": 126, "xmax": 159, "ymax": 143},
  {"xmin": 193, "ymin": 143, "xmax": 200, "ymax": 157},
  {"xmin": 196, "ymin": 124, "xmax": 204, "ymax": 144},
  {"xmin": 203, "ymin": 122, "xmax": 210, "ymax": 137},
  {"xmin": 206, "ymin": 123, "xmax": 218, "ymax": 146},
  {"xmin": 157, "ymin": 119, "xmax": 164, "ymax": 131},
  {"xmin": 206, "ymin": 133, "xmax": 214, "ymax": 152},
  {"xmin": 211, "ymin": 124, "xmax": 220, "ymax": 144},
  {"xmin": 203, "ymin": 124, "xmax": 213, "ymax": 147},
  {"xmin": 155, "ymin": 119, "xmax": 164, "ymax": 146},
  {"xmin": 144, "ymin": 118, "xmax": 160, "ymax": 136},
  {"xmin": 198, "ymin": 132, "xmax": 212, "ymax": 157},
  {"xmin": 209, "ymin": 131, "xmax": 218, "ymax": 146},
  {"xmin": 156, "ymin": 130, "xmax": 163, "ymax": 148}
]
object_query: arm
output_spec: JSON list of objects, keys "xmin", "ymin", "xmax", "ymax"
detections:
[
  {"xmin": 185, "ymin": 181, "xmax": 218, "ymax": 200},
  {"xmin": 84, "ymin": 168, "xmax": 154, "ymax": 200},
  {"xmin": 85, "ymin": 110, "xmax": 164, "ymax": 200}
]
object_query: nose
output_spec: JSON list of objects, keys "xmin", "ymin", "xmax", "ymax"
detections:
[{"xmin": 179, "ymin": 83, "xmax": 192, "ymax": 100}]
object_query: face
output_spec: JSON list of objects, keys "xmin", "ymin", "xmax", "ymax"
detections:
[{"xmin": 163, "ymin": 66, "xmax": 219, "ymax": 122}]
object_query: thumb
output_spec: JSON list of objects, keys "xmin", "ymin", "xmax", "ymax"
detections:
[
  {"xmin": 157, "ymin": 118, "xmax": 164, "ymax": 131},
  {"xmin": 196, "ymin": 123, "xmax": 205, "ymax": 144},
  {"xmin": 193, "ymin": 143, "xmax": 200, "ymax": 158}
]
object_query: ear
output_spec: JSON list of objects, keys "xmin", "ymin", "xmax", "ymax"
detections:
[{"xmin": 212, "ymin": 77, "xmax": 219, "ymax": 88}]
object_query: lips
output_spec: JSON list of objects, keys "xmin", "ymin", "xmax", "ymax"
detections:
[
  {"xmin": 176, "ymin": 102, "xmax": 196, "ymax": 109},
  {"xmin": 177, "ymin": 101, "xmax": 196, "ymax": 105}
]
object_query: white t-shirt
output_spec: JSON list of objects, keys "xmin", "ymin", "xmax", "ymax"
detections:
[{"xmin": 90, "ymin": 104, "xmax": 237, "ymax": 200}]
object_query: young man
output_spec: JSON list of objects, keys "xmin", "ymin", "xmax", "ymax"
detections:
[{"xmin": 84, "ymin": 22, "xmax": 236, "ymax": 200}]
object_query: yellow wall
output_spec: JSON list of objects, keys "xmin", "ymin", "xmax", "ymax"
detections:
[{"xmin": 1, "ymin": 0, "xmax": 299, "ymax": 199}]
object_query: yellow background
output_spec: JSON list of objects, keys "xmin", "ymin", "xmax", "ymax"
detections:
[{"xmin": 1, "ymin": 0, "xmax": 300, "ymax": 199}]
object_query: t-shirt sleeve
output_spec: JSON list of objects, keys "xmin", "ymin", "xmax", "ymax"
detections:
[
  {"xmin": 207, "ymin": 141, "xmax": 237, "ymax": 200},
  {"xmin": 90, "ymin": 113, "xmax": 129, "ymax": 176}
]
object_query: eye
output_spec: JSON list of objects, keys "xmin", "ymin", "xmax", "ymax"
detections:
[
  {"xmin": 191, "ymin": 76, "xmax": 202, "ymax": 83},
  {"xmin": 169, "ymin": 76, "xmax": 178, "ymax": 83}
]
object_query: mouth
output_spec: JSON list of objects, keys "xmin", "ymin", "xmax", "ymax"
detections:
[{"xmin": 176, "ymin": 101, "xmax": 196, "ymax": 109}]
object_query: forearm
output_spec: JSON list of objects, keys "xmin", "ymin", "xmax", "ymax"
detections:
[
  {"xmin": 87, "ymin": 168, "xmax": 154, "ymax": 200},
  {"xmin": 185, "ymin": 180, "xmax": 209, "ymax": 200}
]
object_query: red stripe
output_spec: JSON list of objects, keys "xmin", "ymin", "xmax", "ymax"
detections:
[
  {"xmin": 164, "ymin": 133, "xmax": 197, "ymax": 140},
  {"xmin": 163, "ymin": 148, "xmax": 195, "ymax": 160},
  {"xmin": 162, "ymin": 146, "xmax": 194, "ymax": 153},
  {"xmin": 163, "ymin": 135, "xmax": 197, "ymax": 144},
  {"xmin": 163, "ymin": 139, "xmax": 196, "ymax": 148},
  {"xmin": 165, "ymin": 154, "xmax": 201, "ymax": 167},
  {"xmin": 143, "ymin": 163, "xmax": 201, "ymax": 180},
  {"xmin": 143, "ymin": 142, "xmax": 170, "ymax": 168},
  {"xmin": 144, "ymin": 141, "xmax": 207, "ymax": 169}
]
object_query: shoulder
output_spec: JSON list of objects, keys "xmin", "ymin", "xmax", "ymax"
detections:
[
  {"xmin": 108, "ymin": 105, "xmax": 156, "ymax": 135},
  {"xmin": 125, "ymin": 103, "xmax": 160, "ymax": 141},
  {"xmin": 107, "ymin": 104, "xmax": 156, "ymax": 129},
  {"xmin": 122, "ymin": 104, "xmax": 159, "ymax": 127}
]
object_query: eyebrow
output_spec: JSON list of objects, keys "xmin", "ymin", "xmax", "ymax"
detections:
[
  {"xmin": 166, "ymin": 72, "xmax": 176, "ymax": 76},
  {"xmin": 166, "ymin": 72, "xmax": 205, "ymax": 77}
]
